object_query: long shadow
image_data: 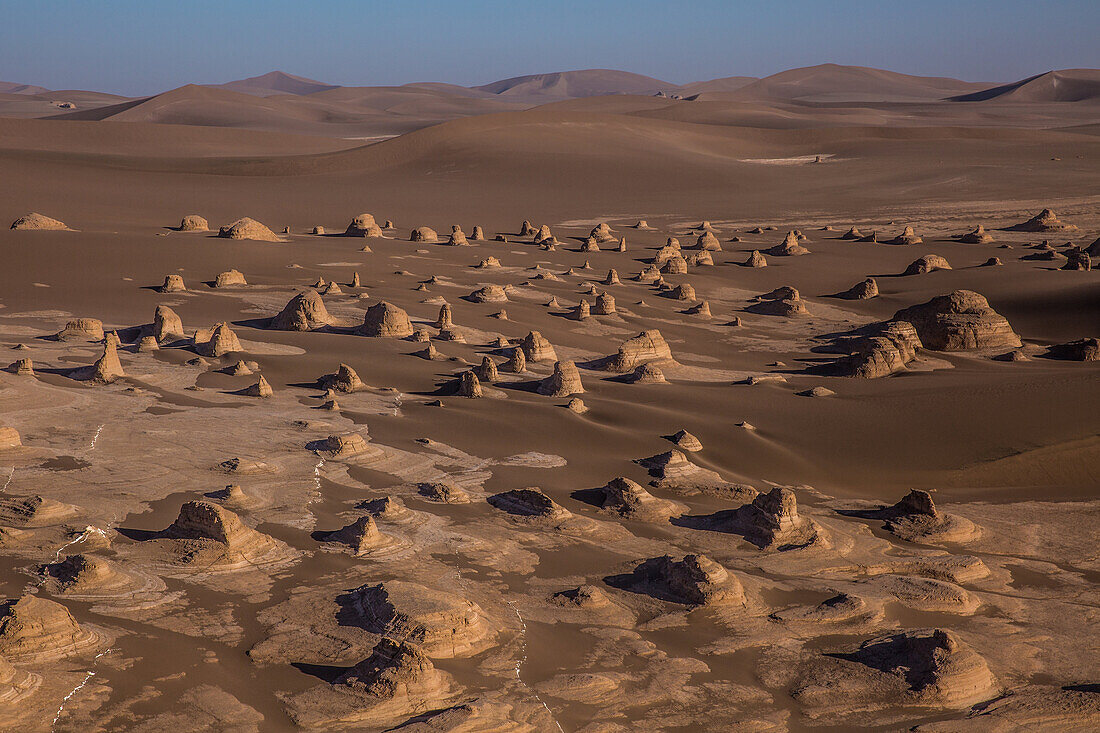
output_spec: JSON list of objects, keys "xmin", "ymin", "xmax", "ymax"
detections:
[
  {"xmin": 291, "ymin": 662, "xmax": 350, "ymax": 684},
  {"xmin": 114, "ymin": 527, "xmax": 161, "ymax": 541},
  {"xmin": 569, "ymin": 487, "xmax": 606, "ymax": 509}
]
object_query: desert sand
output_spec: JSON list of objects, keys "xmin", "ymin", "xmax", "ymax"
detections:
[{"xmin": 0, "ymin": 63, "xmax": 1098, "ymax": 732}]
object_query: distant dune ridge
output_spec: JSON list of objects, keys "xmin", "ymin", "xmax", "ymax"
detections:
[{"xmin": 2, "ymin": 64, "xmax": 1095, "ymax": 139}]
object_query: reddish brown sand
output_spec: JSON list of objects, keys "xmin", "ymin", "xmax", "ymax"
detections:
[{"xmin": 0, "ymin": 66, "xmax": 1098, "ymax": 731}]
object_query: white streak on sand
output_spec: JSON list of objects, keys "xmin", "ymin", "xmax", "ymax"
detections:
[
  {"xmin": 89, "ymin": 424, "xmax": 104, "ymax": 450},
  {"xmin": 505, "ymin": 599, "xmax": 564, "ymax": 732},
  {"xmin": 52, "ymin": 647, "xmax": 111, "ymax": 727},
  {"xmin": 1, "ymin": 466, "xmax": 13, "ymax": 491}
]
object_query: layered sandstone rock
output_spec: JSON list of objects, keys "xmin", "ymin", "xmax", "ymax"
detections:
[
  {"xmin": 345, "ymin": 581, "xmax": 493, "ymax": 658},
  {"xmin": 0, "ymin": 595, "xmax": 105, "ymax": 663},
  {"xmin": 892, "ymin": 291, "xmax": 1020, "ymax": 351}
]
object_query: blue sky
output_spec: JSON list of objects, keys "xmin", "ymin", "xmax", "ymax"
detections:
[{"xmin": 1, "ymin": 0, "xmax": 1097, "ymax": 94}]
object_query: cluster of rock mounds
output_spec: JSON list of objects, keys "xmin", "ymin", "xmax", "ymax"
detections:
[{"xmin": 822, "ymin": 290, "xmax": 1023, "ymax": 378}]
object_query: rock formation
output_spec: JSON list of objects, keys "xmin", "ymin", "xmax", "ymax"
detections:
[
  {"xmin": 214, "ymin": 269, "xmax": 247, "ymax": 287},
  {"xmin": 361, "ymin": 302, "xmax": 413, "ymax": 338},
  {"xmin": 321, "ymin": 433, "xmax": 381, "ymax": 460},
  {"xmin": 218, "ymin": 217, "xmax": 281, "ymax": 242},
  {"xmin": 177, "ymin": 214, "xmax": 209, "ymax": 231},
  {"xmin": 828, "ymin": 321, "xmax": 923, "ymax": 378},
  {"xmin": 410, "ymin": 227, "xmax": 438, "ymax": 243},
  {"xmin": 158, "ymin": 500, "xmax": 293, "ymax": 569},
  {"xmin": 503, "ymin": 347, "xmax": 526, "ymax": 373},
  {"xmin": 333, "ymin": 637, "xmax": 448, "ymax": 712},
  {"xmin": 603, "ymin": 330, "xmax": 673, "ymax": 373},
  {"xmin": 765, "ymin": 231, "xmax": 810, "ymax": 256},
  {"xmin": 158, "ymin": 274, "xmax": 186, "ymax": 293},
  {"xmin": 56, "ymin": 317, "xmax": 104, "ymax": 342},
  {"xmin": 10, "ymin": 213, "xmax": 70, "ymax": 231},
  {"xmin": 344, "ymin": 581, "xmax": 492, "ymax": 658},
  {"xmin": 521, "ymin": 331, "xmax": 557, "ymax": 362},
  {"xmin": 345, "ymin": 214, "xmax": 382, "ymax": 238},
  {"xmin": 892, "ymin": 290, "xmax": 1020, "ymax": 350},
  {"xmin": 832, "ymin": 628, "xmax": 998, "ymax": 708},
  {"xmin": 627, "ymin": 363, "xmax": 667, "ymax": 384},
  {"xmin": 488, "ymin": 488, "xmax": 571, "ymax": 522},
  {"xmin": 475, "ymin": 356, "xmax": 498, "ymax": 383},
  {"xmin": 890, "ymin": 226, "xmax": 923, "ymax": 245},
  {"xmin": 9, "ymin": 359, "xmax": 34, "ymax": 376},
  {"xmin": 154, "ymin": 305, "xmax": 184, "ymax": 343},
  {"xmin": 594, "ymin": 292, "xmax": 616, "ymax": 315},
  {"xmin": 42, "ymin": 553, "xmax": 160, "ymax": 600},
  {"xmin": 598, "ymin": 477, "xmax": 680, "ymax": 522},
  {"xmin": 903, "ymin": 255, "xmax": 952, "ymax": 275},
  {"xmin": 660, "ymin": 255, "xmax": 688, "ymax": 274},
  {"xmin": 469, "ymin": 285, "xmax": 507, "ymax": 303},
  {"xmin": 320, "ymin": 363, "xmax": 364, "ymax": 392},
  {"xmin": 0, "ymin": 594, "xmax": 104, "ymax": 663},
  {"xmin": 0, "ymin": 496, "xmax": 78, "ymax": 526},
  {"xmin": 744, "ymin": 250, "xmax": 767, "ymax": 268},
  {"xmin": 241, "ymin": 375, "xmax": 273, "ymax": 397},
  {"xmin": 878, "ymin": 490, "xmax": 981, "ymax": 543},
  {"xmin": 271, "ymin": 289, "xmax": 332, "ymax": 330},
  {"xmin": 625, "ymin": 554, "xmax": 745, "ymax": 606},
  {"xmin": 748, "ymin": 287, "xmax": 809, "ymax": 317},
  {"xmin": 538, "ymin": 361, "xmax": 584, "ymax": 397},
  {"xmin": 456, "ymin": 370, "xmax": 482, "ymax": 398},
  {"xmin": 959, "ymin": 225, "xmax": 993, "ymax": 244},
  {"xmin": 1044, "ymin": 337, "xmax": 1099, "ymax": 361},
  {"xmin": 1012, "ymin": 208, "xmax": 1077, "ymax": 232},
  {"xmin": 841, "ymin": 227, "xmax": 864, "ymax": 240},
  {"xmin": 418, "ymin": 482, "xmax": 471, "ymax": 504},
  {"xmin": 1062, "ymin": 249, "xmax": 1091, "ymax": 271},
  {"xmin": 667, "ymin": 429, "xmax": 702, "ymax": 452},
  {"xmin": 447, "ymin": 225, "xmax": 468, "ymax": 246},
  {"xmin": 590, "ymin": 223, "xmax": 615, "ymax": 243},
  {"xmin": 836, "ymin": 277, "xmax": 879, "ymax": 300},
  {"xmin": 668, "ymin": 283, "xmax": 696, "ymax": 300},
  {"xmin": 695, "ymin": 231, "xmax": 721, "ymax": 251},
  {"xmin": 88, "ymin": 340, "xmax": 125, "ymax": 383},
  {"xmin": 320, "ymin": 516, "xmax": 396, "ymax": 555},
  {"xmin": 195, "ymin": 322, "xmax": 242, "ymax": 357}
]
